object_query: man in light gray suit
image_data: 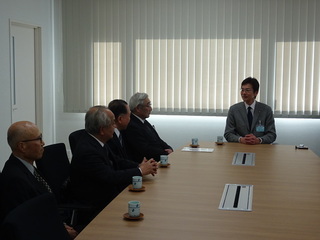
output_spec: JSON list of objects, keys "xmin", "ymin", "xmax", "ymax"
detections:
[{"xmin": 224, "ymin": 77, "xmax": 276, "ymax": 144}]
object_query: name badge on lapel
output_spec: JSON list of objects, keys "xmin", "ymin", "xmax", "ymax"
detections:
[{"xmin": 256, "ymin": 120, "xmax": 265, "ymax": 132}]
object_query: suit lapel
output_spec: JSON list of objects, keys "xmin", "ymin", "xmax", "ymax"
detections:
[
  {"xmin": 252, "ymin": 102, "xmax": 261, "ymax": 130},
  {"xmin": 86, "ymin": 133, "xmax": 114, "ymax": 167},
  {"xmin": 238, "ymin": 103, "xmax": 251, "ymax": 131},
  {"xmin": 114, "ymin": 132, "xmax": 128, "ymax": 157},
  {"xmin": 144, "ymin": 120, "xmax": 159, "ymax": 140},
  {"xmin": 10, "ymin": 155, "xmax": 49, "ymax": 194}
]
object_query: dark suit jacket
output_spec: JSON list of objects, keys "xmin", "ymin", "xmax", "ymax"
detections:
[
  {"xmin": 107, "ymin": 132, "xmax": 129, "ymax": 160},
  {"xmin": 0, "ymin": 155, "xmax": 50, "ymax": 223},
  {"xmin": 122, "ymin": 114, "xmax": 173, "ymax": 163},
  {"xmin": 224, "ymin": 101, "xmax": 277, "ymax": 144},
  {"xmin": 69, "ymin": 131, "xmax": 140, "ymax": 214}
]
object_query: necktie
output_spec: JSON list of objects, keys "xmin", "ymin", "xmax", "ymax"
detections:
[
  {"xmin": 34, "ymin": 167, "xmax": 52, "ymax": 193},
  {"xmin": 247, "ymin": 106, "xmax": 253, "ymax": 130},
  {"xmin": 118, "ymin": 133, "xmax": 123, "ymax": 146}
]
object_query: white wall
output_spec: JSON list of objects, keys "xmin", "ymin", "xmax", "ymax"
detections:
[{"xmin": 0, "ymin": 0, "xmax": 55, "ymax": 169}]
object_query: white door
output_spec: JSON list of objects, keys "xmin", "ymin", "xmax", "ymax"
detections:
[{"xmin": 10, "ymin": 22, "xmax": 42, "ymax": 127}]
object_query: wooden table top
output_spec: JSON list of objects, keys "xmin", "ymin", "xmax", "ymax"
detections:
[{"xmin": 76, "ymin": 142, "xmax": 320, "ymax": 240}]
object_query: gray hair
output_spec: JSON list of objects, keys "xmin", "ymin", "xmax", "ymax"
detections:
[
  {"xmin": 129, "ymin": 92, "xmax": 149, "ymax": 111},
  {"xmin": 85, "ymin": 105, "xmax": 111, "ymax": 134}
]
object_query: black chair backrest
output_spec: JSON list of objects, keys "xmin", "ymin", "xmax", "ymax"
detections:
[
  {"xmin": 69, "ymin": 129, "xmax": 87, "ymax": 154},
  {"xmin": 36, "ymin": 143, "xmax": 70, "ymax": 202},
  {"xmin": 0, "ymin": 171, "xmax": 2, "ymax": 200},
  {"xmin": 0, "ymin": 193, "xmax": 70, "ymax": 240}
]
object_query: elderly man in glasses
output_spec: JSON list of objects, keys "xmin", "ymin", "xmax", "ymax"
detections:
[
  {"xmin": 224, "ymin": 77, "xmax": 277, "ymax": 144},
  {"xmin": 122, "ymin": 92, "xmax": 173, "ymax": 163},
  {"xmin": 0, "ymin": 121, "xmax": 78, "ymax": 239}
]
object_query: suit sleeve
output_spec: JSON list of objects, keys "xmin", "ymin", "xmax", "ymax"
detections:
[
  {"xmin": 124, "ymin": 124, "xmax": 172, "ymax": 161},
  {"xmin": 224, "ymin": 106, "xmax": 242, "ymax": 142},
  {"xmin": 73, "ymin": 150, "xmax": 141, "ymax": 188},
  {"xmin": 108, "ymin": 148, "xmax": 139, "ymax": 169}
]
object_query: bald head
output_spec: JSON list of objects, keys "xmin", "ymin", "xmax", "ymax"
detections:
[
  {"xmin": 8, "ymin": 121, "xmax": 37, "ymax": 150},
  {"xmin": 7, "ymin": 121, "xmax": 44, "ymax": 164}
]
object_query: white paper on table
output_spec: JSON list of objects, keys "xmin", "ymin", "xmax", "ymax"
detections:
[{"xmin": 181, "ymin": 147, "xmax": 214, "ymax": 153}]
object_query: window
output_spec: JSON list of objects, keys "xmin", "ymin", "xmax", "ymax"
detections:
[{"xmin": 62, "ymin": 0, "xmax": 320, "ymax": 117}]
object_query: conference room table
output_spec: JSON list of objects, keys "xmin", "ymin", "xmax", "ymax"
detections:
[{"xmin": 76, "ymin": 142, "xmax": 320, "ymax": 240}]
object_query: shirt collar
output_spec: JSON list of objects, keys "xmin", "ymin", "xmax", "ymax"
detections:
[
  {"xmin": 88, "ymin": 133, "xmax": 105, "ymax": 147},
  {"xmin": 114, "ymin": 128, "xmax": 120, "ymax": 138},
  {"xmin": 16, "ymin": 156, "xmax": 35, "ymax": 175},
  {"xmin": 244, "ymin": 100, "xmax": 257, "ymax": 110},
  {"xmin": 132, "ymin": 113, "xmax": 145, "ymax": 123}
]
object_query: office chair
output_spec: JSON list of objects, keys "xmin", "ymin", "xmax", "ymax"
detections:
[
  {"xmin": 36, "ymin": 143, "xmax": 70, "ymax": 202},
  {"xmin": 0, "ymin": 171, "xmax": 2, "ymax": 202},
  {"xmin": 0, "ymin": 193, "xmax": 70, "ymax": 240},
  {"xmin": 36, "ymin": 142, "xmax": 90, "ymax": 226},
  {"xmin": 69, "ymin": 129, "xmax": 87, "ymax": 154}
]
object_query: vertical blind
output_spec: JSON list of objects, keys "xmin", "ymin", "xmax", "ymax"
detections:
[
  {"xmin": 134, "ymin": 0, "xmax": 261, "ymax": 114},
  {"xmin": 62, "ymin": 0, "xmax": 320, "ymax": 117},
  {"xmin": 274, "ymin": 0, "xmax": 320, "ymax": 116}
]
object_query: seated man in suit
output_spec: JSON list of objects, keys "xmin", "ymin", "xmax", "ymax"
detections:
[
  {"xmin": 0, "ymin": 121, "xmax": 77, "ymax": 239},
  {"xmin": 224, "ymin": 77, "xmax": 277, "ymax": 144},
  {"xmin": 122, "ymin": 92, "xmax": 173, "ymax": 163},
  {"xmin": 69, "ymin": 105, "xmax": 158, "ymax": 226},
  {"xmin": 107, "ymin": 99, "xmax": 131, "ymax": 159}
]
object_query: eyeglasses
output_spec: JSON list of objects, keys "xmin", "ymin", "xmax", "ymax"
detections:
[
  {"xmin": 139, "ymin": 103, "xmax": 152, "ymax": 108},
  {"xmin": 21, "ymin": 135, "xmax": 43, "ymax": 143},
  {"xmin": 241, "ymin": 88, "xmax": 253, "ymax": 93}
]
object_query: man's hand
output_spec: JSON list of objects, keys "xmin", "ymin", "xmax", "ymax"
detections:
[
  {"xmin": 240, "ymin": 134, "xmax": 260, "ymax": 145},
  {"xmin": 64, "ymin": 224, "xmax": 78, "ymax": 239},
  {"xmin": 139, "ymin": 158, "xmax": 158, "ymax": 175},
  {"xmin": 164, "ymin": 149, "xmax": 173, "ymax": 154}
]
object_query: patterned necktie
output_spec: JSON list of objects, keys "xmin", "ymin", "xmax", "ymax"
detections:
[
  {"xmin": 34, "ymin": 167, "xmax": 52, "ymax": 193},
  {"xmin": 247, "ymin": 106, "xmax": 253, "ymax": 129}
]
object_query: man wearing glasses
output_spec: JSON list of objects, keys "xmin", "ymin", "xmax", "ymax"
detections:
[
  {"xmin": 122, "ymin": 92, "xmax": 173, "ymax": 163},
  {"xmin": 224, "ymin": 77, "xmax": 277, "ymax": 144},
  {"xmin": 0, "ymin": 121, "xmax": 78, "ymax": 238}
]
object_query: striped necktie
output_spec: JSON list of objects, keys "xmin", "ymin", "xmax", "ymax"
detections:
[{"xmin": 34, "ymin": 167, "xmax": 52, "ymax": 193}]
